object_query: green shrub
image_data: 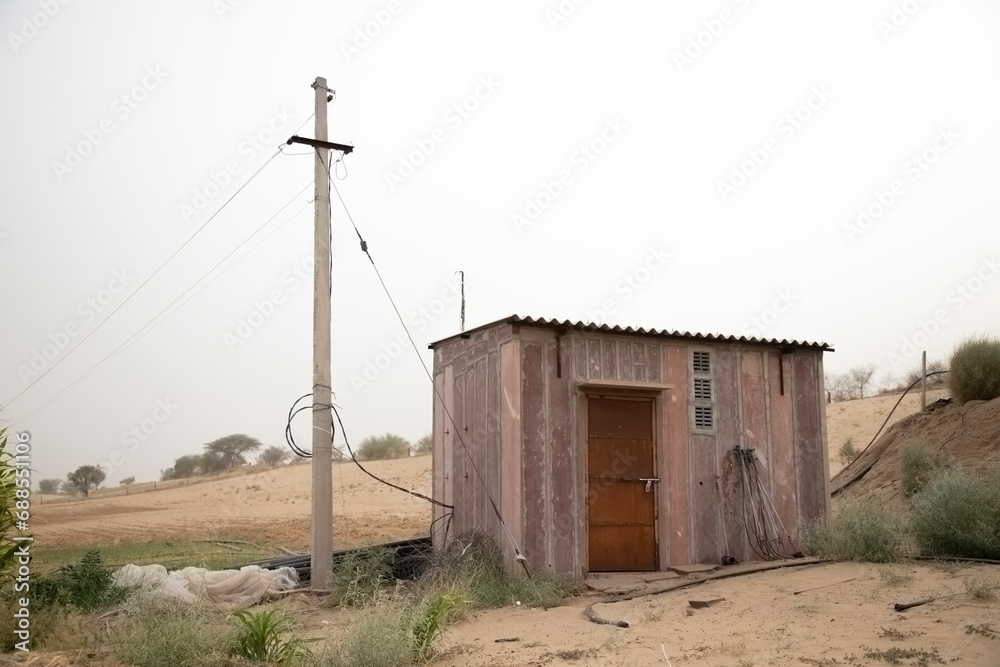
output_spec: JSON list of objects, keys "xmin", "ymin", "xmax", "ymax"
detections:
[
  {"xmin": 423, "ymin": 533, "xmax": 579, "ymax": 609},
  {"xmin": 837, "ymin": 438, "xmax": 861, "ymax": 467},
  {"xmin": 900, "ymin": 439, "xmax": 949, "ymax": 496},
  {"xmin": 802, "ymin": 494, "xmax": 905, "ymax": 562},
  {"xmin": 911, "ymin": 466, "xmax": 1000, "ymax": 559},
  {"xmin": 33, "ymin": 551, "xmax": 129, "ymax": 610},
  {"xmin": 112, "ymin": 601, "xmax": 237, "ymax": 667},
  {"xmin": 949, "ymin": 335, "xmax": 1000, "ymax": 404},
  {"xmin": 411, "ymin": 593, "xmax": 463, "ymax": 661},
  {"xmin": 356, "ymin": 433, "xmax": 411, "ymax": 461},
  {"xmin": 330, "ymin": 545, "xmax": 396, "ymax": 607},
  {"xmin": 230, "ymin": 607, "xmax": 310, "ymax": 665}
]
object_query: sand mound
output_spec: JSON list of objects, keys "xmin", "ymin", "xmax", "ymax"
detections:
[{"xmin": 831, "ymin": 395, "xmax": 1000, "ymax": 509}]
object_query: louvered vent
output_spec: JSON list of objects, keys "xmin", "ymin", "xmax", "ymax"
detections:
[
  {"xmin": 693, "ymin": 351, "xmax": 710, "ymax": 373},
  {"xmin": 694, "ymin": 378, "xmax": 712, "ymax": 400},
  {"xmin": 694, "ymin": 406, "xmax": 713, "ymax": 429}
]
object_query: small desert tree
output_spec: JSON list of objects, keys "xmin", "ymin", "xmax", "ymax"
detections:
[
  {"xmin": 66, "ymin": 464, "xmax": 106, "ymax": 498},
  {"xmin": 200, "ymin": 451, "xmax": 228, "ymax": 475},
  {"xmin": 414, "ymin": 434, "xmax": 433, "ymax": 455},
  {"xmin": 848, "ymin": 363, "xmax": 879, "ymax": 399},
  {"xmin": 357, "ymin": 433, "xmax": 411, "ymax": 461},
  {"xmin": 38, "ymin": 478, "xmax": 62, "ymax": 494},
  {"xmin": 259, "ymin": 446, "xmax": 289, "ymax": 467},
  {"xmin": 204, "ymin": 434, "xmax": 263, "ymax": 469},
  {"xmin": 119, "ymin": 476, "xmax": 135, "ymax": 487},
  {"xmin": 173, "ymin": 454, "xmax": 200, "ymax": 478}
]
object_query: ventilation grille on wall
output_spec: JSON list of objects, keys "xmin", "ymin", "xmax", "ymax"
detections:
[
  {"xmin": 694, "ymin": 378, "xmax": 712, "ymax": 400},
  {"xmin": 694, "ymin": 406, "xmax": 713, "ymax": 429},
  {"xmin": 693, "ymin": 351, "xmax": 710, "ymax": 373}
]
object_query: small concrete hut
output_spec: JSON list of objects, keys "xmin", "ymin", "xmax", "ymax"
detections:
[{"xmin": 429, "ymin": 315, "xmax": 833, "ymax": 576}]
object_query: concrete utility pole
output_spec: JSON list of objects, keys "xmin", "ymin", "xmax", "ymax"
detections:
[
  {"xmin": 310, "ymin": 76, "xmax": 334, "ymax": 591},
  {"xmin": 287, "ymin": 77, "xmax": 355, "ymax": 591}
]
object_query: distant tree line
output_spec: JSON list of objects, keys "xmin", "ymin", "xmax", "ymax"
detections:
[{"xmin": 161, "ymin": 434, "xmax": 272, "ymax": 480}]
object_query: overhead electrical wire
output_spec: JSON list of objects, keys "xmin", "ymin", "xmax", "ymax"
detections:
[
  {"xmin": 318, "ymin": 153, "xmax": 533, "ymax": 575},
  {"xmin": 4, "ymin": 148, "xmax": 287, "ymax": 409},
  {"xmin": 11, "ymin": 184, "xmax": 313, "ymax": 427}
]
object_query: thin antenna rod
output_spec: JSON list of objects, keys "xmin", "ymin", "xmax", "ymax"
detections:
[{"xmin": 457, "ymin": 270, "xmax": 465, "ymax": 332}]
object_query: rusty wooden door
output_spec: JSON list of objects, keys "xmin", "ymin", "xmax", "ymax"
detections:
[{"xmin": 587, "ymin": 396, "xmax": 657, "ymax": 571}]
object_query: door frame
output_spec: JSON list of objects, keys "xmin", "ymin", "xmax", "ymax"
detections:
[{"xmin": 578, "ymin": 384, "xmax": 668, "ymax": 572}]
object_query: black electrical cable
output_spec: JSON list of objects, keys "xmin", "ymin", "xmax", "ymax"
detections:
[
  {"xmin": 330, "ymin": 403, "xmax": 452, "ymax": 510},
  {"xmin": 850, "ymin": 370, "xmax": 950, "ymax": 463}
]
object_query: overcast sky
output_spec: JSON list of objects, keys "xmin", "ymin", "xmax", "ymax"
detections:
[{"xmin": 2, "ymin": 1, "xmax": 998, "ymax": 484}]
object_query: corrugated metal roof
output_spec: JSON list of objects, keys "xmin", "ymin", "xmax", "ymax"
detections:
[{"xmin": 429, "ymin": 314, "xmax": 834, "ymax": 351}]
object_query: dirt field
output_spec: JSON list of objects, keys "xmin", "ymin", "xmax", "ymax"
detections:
[
  {"xmin": 32, "ymin": 456, "xmax": 433, "ymax": 551},
  {"xmin": 26, "ymin": 387, "xmax": 1000, "ymax": 666}
]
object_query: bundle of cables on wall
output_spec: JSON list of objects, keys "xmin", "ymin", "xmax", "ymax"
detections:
[{"xmin": 733, "ymin": 445, "xmax": 799, "ymax": 561}]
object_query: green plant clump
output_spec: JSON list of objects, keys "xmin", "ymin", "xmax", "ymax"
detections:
[
  {"xmin": 837, "ymin": 438, "xmax": 861, "ymax": 467},
  {"xmin": 33, "ymin": 550, "xmax": 129, "ymax": 610},
  {"xmin": 949, "ymin": 335, "xmax": 1000, "ymax": 404},
  {"xmin": 803, "ymin": 494, "xmax": 905, "ymax": 562},
  {"xmin": 230, "ymin": 607, "xmax": 310, "ymax": 665},
  {"xmin": 330, "ymin": 545, "xmax": 396, "ymax": 607},
  {"xmin": 910, "ymin": 466, "xmax": 1000, "ymax": 559},
  {"xmin": 900, "ymin": 439, "xmax": 949, "ymax": 497}
]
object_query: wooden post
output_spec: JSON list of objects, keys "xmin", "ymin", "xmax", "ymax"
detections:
[
  {"xmin": 310, "ymin": 76, "xmax": 334, "ymax": 590},
  {"xmin": 921, "ymin": 351, "xmax": 927, "ymax": 411}
]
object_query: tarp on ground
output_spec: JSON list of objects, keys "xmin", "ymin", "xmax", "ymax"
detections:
[{"xmin": 112, "ymin": 563, "xmax": 299, "ymax": 609}]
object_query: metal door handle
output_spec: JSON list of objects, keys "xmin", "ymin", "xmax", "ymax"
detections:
[{"xmin": 639, "ymin": 477, "xmax": 660, "ymax": 492}]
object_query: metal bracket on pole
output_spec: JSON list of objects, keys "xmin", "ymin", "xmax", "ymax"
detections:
[{"xmin": 286, "ymin": 135, "xmax": 355, "ymax": 154}]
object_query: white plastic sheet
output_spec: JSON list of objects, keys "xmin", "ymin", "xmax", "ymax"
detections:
[{"xmin": 113, "ymin": 563, "xmax": 299, "ymax": 609}]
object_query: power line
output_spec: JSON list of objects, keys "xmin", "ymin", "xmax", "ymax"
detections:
[
  {"xmin": 4, "ymin": 148, "xmax": 285, "ymax": 408},
  {"xmin": 11, "ymin": 185, "xmax": 313, "ymax": 427},
  {"xmin": 323, "ymin": 161, "xmax": 530, "ymax": 569}
]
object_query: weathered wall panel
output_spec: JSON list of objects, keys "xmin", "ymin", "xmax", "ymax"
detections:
[
  {"xmin": 521, "ymin": 343, "xmax": 547, "ymax": 564},
  {"xmin": 768, "ymin": 351, "xmax": 799, "ymax": 551},
  {"xmin": 793, "ymin": 352, "xmax": 825, "ymax": 524},
  {"xmin": 548, "ymin": 339, "xmax": 575, "ymax": 574},
  {"xmin": 663, "ymin": 345, "xmax": 690, "ymax": 566},
  {"xmin": 499, "ymin": 342, "xmax": 523, "ymax": 559}
]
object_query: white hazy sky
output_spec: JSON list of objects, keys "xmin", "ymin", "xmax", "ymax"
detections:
[{"xmin": 2, "ymin": 1, "xmax": 998, "ymax": 484}]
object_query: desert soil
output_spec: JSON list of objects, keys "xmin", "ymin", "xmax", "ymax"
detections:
[{"xmin": 26, "ymin": 387, "xmax": 1000, "ymax": 666}]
